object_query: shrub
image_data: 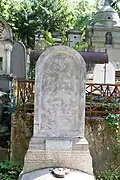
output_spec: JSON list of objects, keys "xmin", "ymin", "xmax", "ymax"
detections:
[
  {"xmin": 0, "ymin": 160, "xmax": 22, "ymax": 180},
  {"xmin": 96, "ymin": 163, "xmax": 120, "ymax": 180}
]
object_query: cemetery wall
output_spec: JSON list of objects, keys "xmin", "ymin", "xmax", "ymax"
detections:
[{"xmin": 11, "ymin": 112, "xmax": 119, "ymax": 173}]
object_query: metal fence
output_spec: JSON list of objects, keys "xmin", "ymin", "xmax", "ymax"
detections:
[
  {"xmin": 86, "ymin": 83, "xmax": 120, "ymax": 114},
  {"xmin": 16, "ymin": 80, "xmax": 35, "ymax": 111},
  {"xmin": 16, "ymin": 80, "xmax": 120, "ymax": 114}
]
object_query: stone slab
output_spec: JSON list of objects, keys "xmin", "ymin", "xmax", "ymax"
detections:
[
  {"xmin": 33, "ymin": 46, "xmax": 86, "ymax": 138},
  {"xmin": 11, "ymin": 41, "xmax": 26, "ymax": 79},
  {"xmin": 46, "ymin": 139, "xmax": 72, "ymax": 150},
  {"xmin": 23, "ymin": 146, "xmax": 93, "ymax": 174},
  {"xmin": 20, "ymin": 168, "xmax": 95, "ymax": 180}
]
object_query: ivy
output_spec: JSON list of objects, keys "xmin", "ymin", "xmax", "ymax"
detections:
[
  {"xmin": 96, "ymin": 113, "xmax": 120, "ymax": 180},
  {"xmin": 0, "ymin": 92, "xmax": 15, "ymax": 148},
  {"xmin": 0, "ymin": 160, "xmax": 22, "ymax": 180},
  {"xmin": 96, "ymin": 163, "xmax": 120, "ymax": 180},
  {"xmin": 106, "ymin": 114, "xmax": 120, "ymax": 152}
]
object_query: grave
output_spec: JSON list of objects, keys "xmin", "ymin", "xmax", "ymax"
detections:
[
  {"xmin": 11, "ymin": 41, "xmax": 26, "ymax": 79},
  {"xmin": 20, "ymin": 46, "xmax": 95, "ymax": 179},
  {"xmin": 93, "ymin": 62, "xmax": 115, "ymax": 83}
]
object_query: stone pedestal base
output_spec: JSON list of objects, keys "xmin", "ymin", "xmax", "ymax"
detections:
[
  {"xmin": 19, "ymin": 168, "xmax": 95, "ymax": 180},
  {"xmin": 23, "ymin": 137, "xmax": 93, "ymax": 175}
]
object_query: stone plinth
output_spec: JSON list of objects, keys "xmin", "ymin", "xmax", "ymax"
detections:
[
  {"xmin": 23, "ymin": 137, "xmax": 93, "ymax": 174},
  {"xmin": 20, "ymin": 168, "xmax": 95, "ymax": 180}
]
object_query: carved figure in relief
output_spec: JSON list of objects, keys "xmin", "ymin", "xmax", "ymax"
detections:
[
  {"xmin": 41, "ymin": 57, "xmax": 78, "ymax": 131},
  {"xmin": 0, "ymin": 22, "xmax": 6, "ymax": 40},
  {"xmin": 105, "ymin": 32, "xmax": 112, "ymax": 45}
]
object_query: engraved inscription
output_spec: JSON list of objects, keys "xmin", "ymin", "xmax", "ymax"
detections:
[{"xmin": 40, "ymin": 55, "xmax": 79, "ymax": 131}]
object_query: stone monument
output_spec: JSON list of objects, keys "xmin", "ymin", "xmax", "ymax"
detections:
[
  {"xmin": 20, "ymin": 46, "xmax": 95, "ymax": 179},
  {"xmin": 11, "ymin": 41, "xmax": 26, "ymax": 79}
]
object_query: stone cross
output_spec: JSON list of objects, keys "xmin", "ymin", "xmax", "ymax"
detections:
[{"xmin": 21, "ymin": 46, "xmax": 94, "ymax": 179}]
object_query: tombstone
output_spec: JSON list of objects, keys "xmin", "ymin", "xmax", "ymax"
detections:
[
  {"xmin": 67, "ymin": 29, "xmax": 82, "ymax": 47},
  {"xmin": 26, "ymin": 48, "xmax": 31, "ymax": 79},
  {"xmin": 11, "ymin": 41, "xmax": 26, "ymax": 79},
  {"xmin": 20, "ymin": 46, "xmax": 95, "ymax": 179},
  {"xmin": 93, "ymin": 62, "xmax": 115, "ymax": 83}
]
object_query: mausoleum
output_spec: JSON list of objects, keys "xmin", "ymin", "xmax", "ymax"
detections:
[
  {"xmin": 86, "ymin": 0, "xmax": 120, "ymax": 83},
  {"xmin": 0, "ymin": 19, "xmax": 13, "ymax": 92},
  {"xmin": 0, "ymin": 19, "xmax": 13, "ymax": 75}
]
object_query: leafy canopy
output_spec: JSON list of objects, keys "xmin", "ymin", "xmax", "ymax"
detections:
[{"xmin": 1, "ymin": 0, "xmax": 120, "ymax": 48}]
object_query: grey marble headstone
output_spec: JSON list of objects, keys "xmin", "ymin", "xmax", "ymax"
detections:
[
  {"xmin": 11, "ymin": 41, "xmax": 26, "ymax": 79},
  {"xmin": 34, "ymin": 46, "xmax": 86, "ymax": 138},
  {"xmin": 21, "ymin": 46, "xmax": 94, "ymax": 179}
]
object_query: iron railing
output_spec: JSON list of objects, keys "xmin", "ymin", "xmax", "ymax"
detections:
[
  {"xmin": 86, "ymin": 83, "xmax": 120, "ymax": 114},
  {"xmin": 16, "ymin": 80, "xmax": 120, "ymax": 114},
  {"xmin": 16, "ymin": 80, "xmax": 35, "ymax": 111}
]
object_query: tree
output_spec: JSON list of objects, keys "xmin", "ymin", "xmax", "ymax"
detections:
[
  {"xmin": 0, "ymin": 0, "xmax": 11, "ymax": 19},
  {"xmin": 30, "ymin": 0, "xmax": 74, "ymax": 32},
  {"xmin": 4, "ymin": 0, "xmax": 74, "ymax": 48},
  {"xmin": 8, "ymin": 1, "xmax": 37, "ymax": 48},
  {"xmin": 0, "ymin": 0, "xmax": 110, "ymax": 48},
  {"xmin": 111, "ymin": 0, "xmax": 120, "ymax": 16},
  {"xmin": 73, "ymin": 0, "xmax": 96, "ymax": 29}
]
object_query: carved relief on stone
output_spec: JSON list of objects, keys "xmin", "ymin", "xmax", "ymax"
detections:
[
  {"xmin": 105, "ymin": 32, "xmax": 113, "ymax": 45},
  {"xmin": 41, "ymin": 54, "xmax": 79, "ymax": 132},
  {"xmin": 0, "ymin": 22, "xmax": 7, "ymax": 40}
]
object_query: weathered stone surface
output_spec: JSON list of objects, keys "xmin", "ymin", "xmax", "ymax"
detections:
[
  {"xmin": 11, "ymin": 113, "xmax": 34, "ymax": 164},
  {"xmin": 23, "ymin": 138, "xmax": 93, "ymax": 174},
  {"xmin": 19, "ymin": 168, "xmax": 95, "ymax": 180},
  {"xmin": 34, "ymin": 46, "xmax": 86, "ymax": 138},
  {"xmin": 11, "ymin": 41, "xmax": 26, "ymax": 79},
  {"xmin": 46, "ymin": 139, "xmax": 72, "ymax": 150}
]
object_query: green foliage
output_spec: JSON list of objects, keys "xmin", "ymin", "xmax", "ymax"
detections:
[
  {"xmin": 72, "ymin": 41, "xmax": 88, "ymax": 51},
  {"xmin": 99, "ymin": 97, "xmax": 119, "ymax": 112},
  {"xmin": 0, "ymin": 0, "xmax": 74, "ymax": 48},
  {"xmin": 106, "ymin": 113, "xmax": 120, "ymax": 152},
  {"xmin": 0, "ymin": 0, "xmax": 12, "ymax": 19},
  {"xmin": 111, "ymin": 0, "xmax": 120, "ymax": 16},
  {"xmin": 32, "ymin": 0, "xmax": 74, "ymax": 32},
  {"xmin": 44, "ymin": 31, "xmax": 55, "ymax": 46},
  {"xmin": 86, "ymin": 94, "xmax": 119, "ymax": 113},
  {"xmin": 73, "ymin": 0, "xmax": 96, "ymax": 29},
  {"xmin": 27, "ymin": 62, "xmax": 35, "ymax": 80},
  {"xmin": 106, "ymin": 114, "xmax": 120, "ymax": 128},
  {"xmin": 8, "ymin": 0, "xmax": 36, "ymax": 48},
  {"xmin": 0, "ymin": 93, "xmax": 14, "ymax": 148},
  {"xmin": 0, "ymin": 0, "xmax": 99, "ymax": 48},
  {"xmin": 0, "ymin": 160, "xmax": 22, "ymax": 180},
  {"xmin": 97, "ymin": 163, "xmax": 120, "ymax": 180}
]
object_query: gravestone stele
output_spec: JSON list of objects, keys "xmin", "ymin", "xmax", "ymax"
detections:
[
  {"xmin": 11, "ymin": 41, "xmax": 26, "ymax": 79},
  {"xmin": 21, "ymin": 46, "xmax": 94, "ymax": 179},
  {"xmin": 93, "ymin": 62, "xmax": 115, "ymax": 83}
]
